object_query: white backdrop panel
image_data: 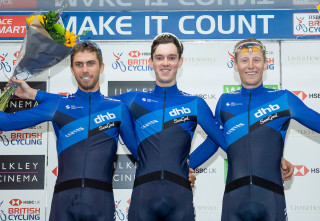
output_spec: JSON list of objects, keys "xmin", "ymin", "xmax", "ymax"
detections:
[{"xmin": 282, "ymin": 41, "xmax": 320, "ymax": 220}]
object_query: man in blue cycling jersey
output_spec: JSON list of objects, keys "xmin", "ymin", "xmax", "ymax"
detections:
[
  {"xmin": 114, "ymin": 33, "xmax": 225, "ymax": 221},
  {"xmin": 0, "ymin": 41, "xmax": 139, "ymax": 221},
  {"xmin": 190, "ymin": 38, "xmax": 319, "ymax": 221}
]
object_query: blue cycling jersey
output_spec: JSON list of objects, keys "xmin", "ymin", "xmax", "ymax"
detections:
[
  {"xmin": 115, "ymin": 84, "xmax": 225, "ymax": 220},
  {"xmin": 116, "ymin": 84, "xmax": 224, "ymax": 179},
  {"xmin": 0, "ymin": 88, "xmax": 138, "ymax": 221},
  {"xmin": 190, "ymin": 84, "xmax": 320, "ymax": 220}
]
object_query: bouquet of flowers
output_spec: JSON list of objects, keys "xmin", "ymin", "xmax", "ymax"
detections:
[{"xmin": 0, "ymin": 5, "xmax": 78, "ymax": 111}]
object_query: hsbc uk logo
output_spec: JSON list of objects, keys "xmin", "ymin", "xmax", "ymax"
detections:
[
  {"xmin": 9, "ymin": 199, "xmax": 22, "ymax": 206},
  {"xmin": 294, "ymin": 165, "xmax": 309, "ymax": 176},
  {"xmin": 292, "ymin": 90, "xmax": 320, "ymax": 100},
  {"xmin": 292, "ymin": 91, "xmax": 307, "ymax": 101},
  {"xmin": 128, "ymin": 51, "xmax": 141, "ymax": 58},
  {"xmin": 293, "ymin": 165, "xmax": 320, "ymax": 176}
]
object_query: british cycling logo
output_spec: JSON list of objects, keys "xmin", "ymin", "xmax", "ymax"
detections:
[
  {"xmin": 0, "ymin": 53, "xmax": 13, "ymax": 77},
  {"xmin": 112, "ymin": 52, "xmax": 126, "ymax": 72},
  {"xmin": 227, "ymin": 51, "xmax": 234, "ymax": 68},
  {"xmin": 0, "ymin": 135, "xmax": 9, "ymax": 146},
  {"xmin": 0, "ymin": 133, "xmax": 42, "ymax": 146},
  {"xmin": 115, "ymin": 199, "xmax": 130, "ymax": 221},
  {"xmin": 294, "ymin": 165, "xmax": 309, "ymax": 176},
  {"xmin": 294, "ymin": 13, "xmax": 320, "ymax": 35},
  {"xmin": 112, "ymin": 51, "xmax": 153, "ymax": 72}
]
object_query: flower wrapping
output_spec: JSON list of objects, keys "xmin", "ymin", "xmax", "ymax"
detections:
[
  {"xmin": 0, "ymin": 7, "xmax": 77, "ymax": 111},
  {"xmin": 13, "ymin": 17, "xmax": 71, "ymax": 80}
]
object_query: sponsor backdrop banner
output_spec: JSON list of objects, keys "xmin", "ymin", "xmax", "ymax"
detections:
[
  {"xmin": 2, "ymin": 10, "xmax": 320, "ymax": 40},
  {"xmin": 281, "ymin": 41, "xmax": 320, "ymax": 220},
  {"xmin": 0, "ymin": 0, "xmax": 319, "ymax": 11},
  {"xmin": 0, "ymin": 36, "xmax": 320, "ymax": 220},
  {"xmin": 0, "ymin": 43, "xmax": 48, "ymax": 221}
]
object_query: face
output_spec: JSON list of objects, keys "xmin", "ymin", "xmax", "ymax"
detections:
[
  {"xmin": 234, "ymin": 48, "xmax": 267, "ymax": 89},
  {"xmin": 71, "ymin": 50, "xmax": 104, "ymax": 92},
  {"xmin": 149, "ymin": 43, "xmax": 183, "ymax": 87}
]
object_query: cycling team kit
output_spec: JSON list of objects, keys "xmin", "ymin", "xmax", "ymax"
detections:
[
  {"xmin": 116, "ymin": 84, "xmax": 225, "ymax": 221},
  {"xmin": 190, "ymin": 84, "xmax": 320, "ymax": 221},
  {"xmin": 0, "ymin": 89, "xmax": 138, "ymax": 221}
]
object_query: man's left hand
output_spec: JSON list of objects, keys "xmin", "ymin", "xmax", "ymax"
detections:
[
  {"xmin": 189, "ymin": 168, "xmax": 196, "ymax": 187},
  {"xmin": 281, "ymin": 158, "xmax": 294, "ymax": 181}
]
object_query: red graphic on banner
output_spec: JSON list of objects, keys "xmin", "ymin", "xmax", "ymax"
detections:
[
  {"xmin": 0, "ymin": 0, "xmax": 37, "ymax": 9},
  {"xmin": 292, "ymin": 91, "xmax": 307, "ymax": 101},
  {"xmin": 128, "ymin": 51, "xmax": 141, "ymax": 58},
  {"xmin": 13, "ymin": 51, "xmax": 19, "ymax": 58},
  {"xmin": 52, "ymin": 166, "xmax": 58, "ymax": 176},
  {"xmin": 9, "ymin": 199, "xmax": 22, "ymax": 206},
  {"xmin": 294, "ymin": 165, "xmax": 309, "ymax": 176},
  {"xmin": 0, "ymin": 15, "xmax": 29, "ymax": 38}
]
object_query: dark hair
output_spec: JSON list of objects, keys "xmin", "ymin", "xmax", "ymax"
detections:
[
  {"xmin": 70, "ymin": 41, "xmax": 103, "ymax": 67},
  {"xmin": 151, "ymin": 33, "xmax": 184, "ymax": 59},
  {"xmin": 234, "ymin": 38, "xmax": 266, "ymax": 63}
]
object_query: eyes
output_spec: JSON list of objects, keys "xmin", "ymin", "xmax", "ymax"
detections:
[
  {"xmin": 74, "ymin": 60, "xmax": 97, "ymax": 68},
  {"xmin": 154, "ymin": 55, "xmax": 177, "ymax": 61},
  {"xmin": 239, "ymin": 57, "xmax": 263, "ymax": 64}
]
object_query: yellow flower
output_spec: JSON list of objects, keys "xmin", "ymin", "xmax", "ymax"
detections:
[
  {"xmin": 36, "ymin": 15, "xmax": 44, "ymax": 25},
  {"xmin": 26, "ymin": 15, "xmax": 36, "ymax": 25},
  {"xmin": 64, "ymin": 31, "xmax": 78, "ymax": 47},
  {"xmin": 26, "ymin": 15, "xmax": 44, "ymax": 25}
]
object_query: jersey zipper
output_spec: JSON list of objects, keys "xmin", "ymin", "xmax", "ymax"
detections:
[
  {"xmin": 161, "ymin": 90, "xmax": 167, "ymax": 179},
  {"xmin": 248, "ymin": 92, "xmax": 252, "ymax": 185},
  {"xmin": 82, "ymin": 94, "xmax": 91, "ymax": 187}
]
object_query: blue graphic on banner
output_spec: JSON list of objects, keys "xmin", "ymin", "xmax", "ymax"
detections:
[
  {"xmin": 1, "ymin": 9, "xmax": 320, "ymax": 40},
  {"xmin": 1, "ymin": 0, "xmax": 318, "ymax": 11}
]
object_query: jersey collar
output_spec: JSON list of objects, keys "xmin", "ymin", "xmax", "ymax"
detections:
[
  {"xmin": 75, "ymin": 88, "xmax": 103, "ymax": 101},
  {"xmin": 240, "ymin": 84, "xmax": 266, "ymax": 95},
  {"xmin": 152, "ymin": 84, "xmax": 181, "ymax": 97}
]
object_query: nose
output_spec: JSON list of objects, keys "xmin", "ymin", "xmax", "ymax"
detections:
[
  {"xmin": 163, "ymin": 58, "xmax": 169, "ymax": 66},
  {"xmin": 248, "ymin": 59, "xmax": 254, "ymax": 69},
  {"xmin": 82, "ymin": 64, "xmax": 88, "ymax": 72}
]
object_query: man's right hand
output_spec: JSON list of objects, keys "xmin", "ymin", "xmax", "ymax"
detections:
[{"xmin": 8, "ymin": 77, "xmax": 37, "ymax": 100}]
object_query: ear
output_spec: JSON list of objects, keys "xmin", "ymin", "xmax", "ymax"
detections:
[
  {"xmin": 234, "ymin": 61, "xmax": 239, "ymax": 72},
  {"xmin": 100, "ymin": 62, "xmax": 105, "ymax": 75},
  {"xmin": 178, "ymin": 57, "xmax": 183, "ymax": 68},
  {"xmin": 149, "ymin": 57, "xmax": 154, "ymax": 68},
  {"xmin": 71, "ymin": 66, "xmax": 75, "ymax": 76}
]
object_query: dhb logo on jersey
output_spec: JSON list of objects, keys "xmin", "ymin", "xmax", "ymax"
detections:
[
  {"xmin": 94, "ymin": 113, "xmax": 116, "ymax": 124},
  {"xmin": 254, "ymin": 104, "xmax": 280, "ymax": 118},
  {"xmin": 169, "ymin": 107, "xmax": 191, "ymax": 117}
]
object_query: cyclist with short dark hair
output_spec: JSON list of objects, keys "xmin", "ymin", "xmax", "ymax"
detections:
[{"xmin": 0, "ymin": 41, "xmax": 138, "ymax": 221}]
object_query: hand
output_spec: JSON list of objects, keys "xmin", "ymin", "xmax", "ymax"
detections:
[
  {"xmin": 189, "ymin": 168, "xmax": 196, "ymax": 188},
  {"xmin": 281, "ymin": 158, "xmax": 294, "ymax": 181},
  {"xmin": 8, "ymin": 77, "xmax": 37, "ymax": 100}
]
